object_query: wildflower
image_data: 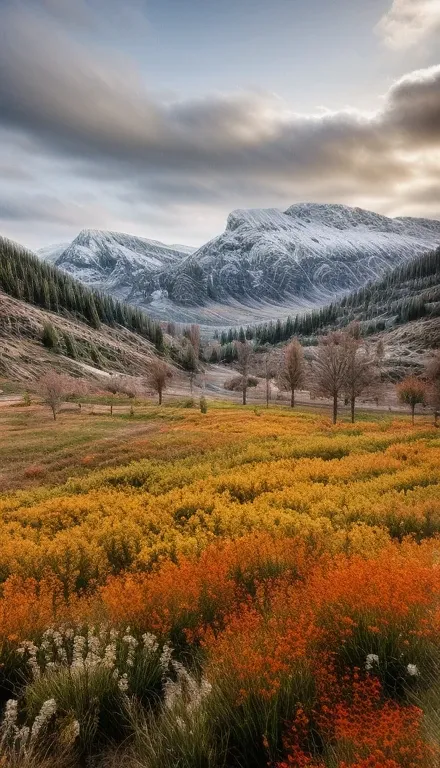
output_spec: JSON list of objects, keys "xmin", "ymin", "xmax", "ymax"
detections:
[
  {"xmin": 164, "ymin": 662, "xmax": 212, "ymax": 716},
  {"xmin": 118, "ymin": 673, "xmax": 129, "ymax": 692},
  {"xmin": 71, "ymin": 634, "xmax": 86, "ymax": 671},
  {"xmin": 30, "ymin": 698, "xmax": 57, "ymax": 742},
  {"xmin": 0, "ymin": 699, "xmax": 18, "ymax": 738},
  {"xmin": 407, "ymin": 663, "xmax": 419, "ymax": 676},
  {"xmin": 84, "ymin": 628, "xmax": 102, "ymax": 669},
  {"xmin": 159, "ymin": 642, "xmax": 173, "ymax": 672},
  {"xmin": 102, "ymin": 641, "xmax": 117, "ymax": 669},
  {"xmin": 19, "ymin": 640, "xmax": 41, "ymax": 680},
  {"xmin": 142, "ymin": 632, "xmax": 159, "ymax": 655},
  {"xmin": 365, "ymin": 654, "xmax": 379, "ymax": 671},
  {"xmin": 122, "ymin": 632, "xmax": 138, "ymax": 667}
]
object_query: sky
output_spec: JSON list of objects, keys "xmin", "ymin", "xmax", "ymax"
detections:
[{"xmin": 0, "ymin": 0, "xmax": 439, "ymax": 250}]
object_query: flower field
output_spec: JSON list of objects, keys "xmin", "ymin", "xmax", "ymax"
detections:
[{"xmin": 0, "ymin": 404, "xmax": 440, "ymax": 767}]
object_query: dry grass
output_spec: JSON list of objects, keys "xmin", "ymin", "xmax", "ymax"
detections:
[
  {"xmin": 0, "ymin": 399, "xmax": 265, "ymax": 491},
  {"xmin": 0, "ymin": 404, "xmax": 174, "ymax": 491},
  {"xmin": 0, "ymin": 392, "xmax": 436, "ymax": 494}
]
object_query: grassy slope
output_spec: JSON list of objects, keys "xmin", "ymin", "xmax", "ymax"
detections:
[{"xmin": 0, "ymin": 290, "xmax": 162, "ymax": 381}]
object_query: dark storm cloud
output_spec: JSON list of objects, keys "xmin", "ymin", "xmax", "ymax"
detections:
[
  {"xmin": 384, "ymin": 66, "xmax": 440, "ymax": 144},
  {"xmin": 0, "ymin": 0, "xmax": 440, "ymax": 244},
  {"xmin": 1, "ymin": 4, "xmax": 438, "ymax": 175}
]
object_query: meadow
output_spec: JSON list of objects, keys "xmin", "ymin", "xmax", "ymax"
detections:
[{"xmin": 0, "ymin": 399, "xmax": 440, "ymax": 767}]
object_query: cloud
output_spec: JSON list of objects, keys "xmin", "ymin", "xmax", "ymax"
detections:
[
  {"xmin": 376, "ymin": 0, "xmax": 440, "ymax": 50},
  {"xmin": 0, "ymin": 194, "xmax": 92, "ymax": 225},
  {"xmin": 0, "ymin": 1, "xmax": 440, "ymax": 247},
  {"xmin": 384, "ymin": 65, "xmax": 440, "ymax": 144}
]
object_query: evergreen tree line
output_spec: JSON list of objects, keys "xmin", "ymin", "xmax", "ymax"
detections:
[
  {"xmin": 0, "ymin": 237, "xmax": 164, "ymax": 349},
  {"xmin": 217, "ymin": 246, "xmax": 440, "ymax": 347}
]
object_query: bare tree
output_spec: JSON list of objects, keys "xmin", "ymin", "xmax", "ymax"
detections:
[
  {"xmin": 104, "ymin": 374, "xmax": 126, "ymax": 415},
  {"xmin": 312, "ymin": 332, "xmax": 350, "ymax": 424},
  {"xmin": 119, "ymin": 376, "xmax": 143, "ymax": 415},
  {"xmin": 278, "ymin": 339, "xmax": 305, "ymax": 408},
  {"xmin": 396, "ymin": 376, "xmax": 427, "ymax": 424},
  {"xmin": 181, "ymin": 342, "xmax": 198, "ymax": 393},
  {"xmin": 36, "ymin": 371, "xmax": 75, "ymax": 420},
  {"xmin": 147, "ymin": 359, "xmax": 172, "ymax": 405},
  {"xmin": 188, "ymin": 324, "xmax": 201, "ymax": 360},
  {"xmin": 426, "ymin": 353, "xmax": 440, "ymax": 425},
  {"xmin": 264, "ymin": 350, "xmax": 277, "ymax": 408},
  {"xmin": 344, "ymin": 337, "xmax": 381, "ymax": 423},
  {"xmin": 71, "ymin": 377, "xmax": 90, "ymax": 411},
  {"xmin": 235, "ymin": 341, "xmax": 253, "ymax": 405}
]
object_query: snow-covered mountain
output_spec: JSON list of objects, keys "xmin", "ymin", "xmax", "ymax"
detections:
[
  {"xmin": 38, "ymin": 230, "xmax": 195, "ymax": 303},
  {"xmin": 37, "ymin": 242, "xmax": 70, "ymax": 264},
  {"xmin": 38, "ymin": 205, "xmax": 440, "ymax": 326},
  {"xmin": 155, "ymin": 204, "xmax": 440, "ymax": 307}
]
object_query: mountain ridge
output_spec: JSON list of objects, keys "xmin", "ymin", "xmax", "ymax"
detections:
[
  {"xmin": 40, "ymin": 230, "xmax": 196, "ymax": 304},
  {"xmin": 37, "ymin": 203, "xmax": 440, "ymax": 327}
]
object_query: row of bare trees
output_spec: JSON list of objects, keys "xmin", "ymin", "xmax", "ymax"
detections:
[
  {"xmin": 32, "ymin": 330, "xmax": 440, "ymax": 425},
  {"xmin": 235, "ymin": 329, "xmax": 381, "ymax": 423},
  {"xmin": 35, "ymin": 358, "xmax": 175, "ymax": 420},
  {"xmin": 281, "ymin": 332, "xmax": 381, "ymax": 423},
  {"xmin": 236, "ymin": 328, "xmax": 440, "ymax": 424}
]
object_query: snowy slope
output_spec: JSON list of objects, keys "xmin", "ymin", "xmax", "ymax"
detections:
[
  {"xmin": 146, "ymin": 204, "xmax": 440, "ymax": 321},
  {"xmin": 37, "ymin": 242, "xmax": 70, "ymax": 264},
  {"xmin": 39, "ymin": 229, "xmax": 195, "ymax": 303},
  {"xmin": 38, "ymin": 205, "xmax": 440, "ymax": 326}
]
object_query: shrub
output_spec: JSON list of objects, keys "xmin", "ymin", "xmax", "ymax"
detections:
[
  {"xmin": 62, "ymin": 333, "xmax": 77, "ymax": 360},
  {"xmin": 0, "ymin": 697, "xmax": 72, "ymax": 768},
  {"xmin": 35, "ymin": 371, "xmax": 75, "ymax": 420},
  {"xmin": 224, "ymin": 375, "xmax": 258, "ymax": 392},
  {"xmin": 21, "ymin": 626, "xmax": 170, "ymax": 755},
  {"xmin": 23, "ymin": 391, "xmax": 31, "ymax": 406},
  {"xmin": 126, "ymin": 663, "xmax": 218, "ymax": 768},
  {"xmin": 41, "ymin": 323, "xmax": 58, "ymax": 350}
]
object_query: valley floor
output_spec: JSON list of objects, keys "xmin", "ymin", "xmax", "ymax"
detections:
[{"xmin": 0, "ymin": 402, "xmax": 439, "ymax": 767}]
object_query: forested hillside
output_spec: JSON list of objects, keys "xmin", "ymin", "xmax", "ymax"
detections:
[
  {"xmin": 0, "ymin": 236, "xmax": 164, "ymax": 349},
  {"xmin": 220, "ymin": 246, "xmax": 440, "ymax": 347},
  {"xmin": 0, "ymin": 237, "xmax": 168, "ymax": 381}
]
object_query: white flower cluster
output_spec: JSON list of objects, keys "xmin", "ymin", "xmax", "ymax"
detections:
[
  {"xmin": 365, "ymin": 653, "xmax": 420, "ymax": 678},
  {"xmin": 17, "ymin": 640, "xmax": 40, "ymax": 679},
  {"xmin": 142, "ymin": 633, "xmax": 159, "ymax": 654},
  {"xmin": 17, "ymin": 624, "xmax": 170, "ymax": 695},
  {"xmin": 30, "ymin": 699, "xmax": 57, "ymax": 742},
  {"xmin": 164, "ymin": 661, "xmax": 212, "ymax": 726},
  {"xmin": 159, "ymin": 641, "xmax": 173, "ymax": 673},
  {"xmin": 0, "ymin": 697, "xmax": 58, "ymax": 755},
  {"xmin": 365, "ymin": 653, "xmax": 379, "ymax": 671}
]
